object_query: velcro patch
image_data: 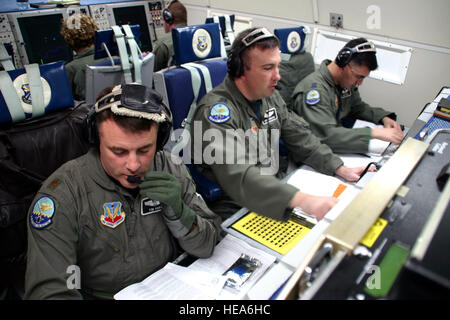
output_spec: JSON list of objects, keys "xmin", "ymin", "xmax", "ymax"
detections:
[
  {"xmin": 208, "ymin": 103, "xmax": 230, "ymax": 123},
  {"xmin": 305, "ymin": 89, "xmax": 320, "ymax": 105},
  {"xmin": 30, "ymin": 196, "xmax": 55, "ymax": 230}
]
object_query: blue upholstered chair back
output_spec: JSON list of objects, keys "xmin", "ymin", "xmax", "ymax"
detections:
[
  {"xmin": 274, "ymin": 26, "xmax": 309, "ymax": 54},
  {"xmin": 0, "ymin": 61, "xmax": 74, "ymax": 124},
  {"xmin": 154, "ymin": 23, "xmax": 228, "ymax": 202},
  {"xmin": 154, "ymin": 23, "xmax": 227, "ymax": 130}
]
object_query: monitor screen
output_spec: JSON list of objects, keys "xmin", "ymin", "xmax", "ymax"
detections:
[
  {"xmin": 112, "ymin": 5, "xmax": 152, "ymax": 52},
  {"xmin": 16, "ymin": 13, "xmax": 72, "ymax": 65}
]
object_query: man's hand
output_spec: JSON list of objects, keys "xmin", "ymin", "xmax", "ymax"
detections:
[
  {"xmin": 371, "ymin": 117, "xmax": 404, "ymax": 145},
  {"xmin": 372, "ymin": 127, "xmax": 404, "ymax": 145},
  {"xmin": 139, "ymin": 171, "xmax": 183, "ymax": 218},
  {"xmin": 290, "ymin": 191, "xmax": 338, "ymax": 221},
  {"xmin": 382, "ymin": 116, "xmax": 402, "ymax": 130},
  {"xmin": 139, "ymin": 171, "xmax": 196, "ymax": 238},
  {"xmin": 335, "ymin": 165, "xmax": 373, "ymax": 182}
]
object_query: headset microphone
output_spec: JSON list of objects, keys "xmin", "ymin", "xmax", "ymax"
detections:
[
  {"xmin": 127, "ymin": 176, "xmax": 143, "ymax": 184},
  {"xmin": 275, "ymin": 84, "xmax": 282, "ymax": 90}
]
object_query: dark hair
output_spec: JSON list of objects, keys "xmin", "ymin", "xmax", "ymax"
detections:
[{"xmin": 345, "ymin": 37, "xmax": 378, "ymax": 70}]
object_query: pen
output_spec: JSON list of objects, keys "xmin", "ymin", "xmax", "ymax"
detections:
[{"xmin": 358, "ymin": 162, "xmax": 378, "ymax": 182}]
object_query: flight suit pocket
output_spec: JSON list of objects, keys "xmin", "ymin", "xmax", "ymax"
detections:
[{"xmin": 78, "ymin": 224, "xmax": 125, "ymax": 289}]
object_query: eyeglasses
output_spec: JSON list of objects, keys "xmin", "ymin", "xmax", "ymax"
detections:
[{"xmin": 348, "ymin": 65, "xmax": 367, "ymax": 80}]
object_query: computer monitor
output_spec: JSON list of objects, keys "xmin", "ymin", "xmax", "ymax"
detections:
[
  {"xmin": 105, "ymin": 1, "xmax": 155, "ymax": 53},
  {"xmin": 7, "ymin": 9, "xmax": 73, "ymax": 66}
]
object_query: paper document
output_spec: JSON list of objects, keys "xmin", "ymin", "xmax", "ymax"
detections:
[
  {"xmin": 287, "ymin": 168, "xmax": 352, "ymax": 199},
  {"xmin": 286, "ymin": 168, "xmax": 359, "ymax": 221},
  {"xmin": 114, "ymin": 262, "xmax": 227, "ymax": 300},
  {"xmin": 353, "ymin": 119, "xmax": 390, "ymax": 156},
  {"xmin": 114, "ymin": 234, "xmax": 275, "ymax": 300},
  {"xmin": 189, "ymin": 234, "xmax": 276, "ymax": 299}
]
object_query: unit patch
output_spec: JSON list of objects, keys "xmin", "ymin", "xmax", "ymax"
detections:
[
  {"xmin": 262, "ymin": 108, "xmax": 278, "ymax": 125},
  {"xmin": 192, "ymin": 28, "xmax": 212, "ymax": 58},
  {"xmin": 305, "ymin": 89, "xmax": 320, "ymax": 105},
  {"xmin": 208, "ymin": 103, "xmax": 231, "ymax": 123},
  {"xmin": 287, "ymin": 31, "xmax": 301, "ymax": 53},
  {"xmin": 30, "ymin": 196, "xmax": 55, "ymax": 230},
  {"xmin": 100, "ymin": 202, "xmax": 126, "ymax": 228},
  {"xmin": 141, "ymin": 197, "xmax": 162, "ymax": 215},
  {"xmin": 12, "ymin": 73, "xmax": 51, "ymax": 114}
]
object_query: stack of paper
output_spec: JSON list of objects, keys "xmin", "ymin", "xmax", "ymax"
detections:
[
  {"xmin": 353, "ymin": 119, "xmax": 390, "ymax": 156},
  {"xmin": 114, "ymin": 234, "xmax": 276, "ymax": 300}
]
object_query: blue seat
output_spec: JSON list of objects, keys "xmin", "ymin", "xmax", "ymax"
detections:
[
  {"xmin": 158, "ymin": 58, "xmax": 227, "ymax": 130},
  {"xmin": 0, "ymin": 61, "xmax": 74, "ymax": 124},
  {"xmin": 154, "ymin": 23, "xmax": 227, "ymax": 202},
  {"xmin": 85, "ymin": 25, "xmax": 155, "ymax": 105},
  {"xmin": 205, "ymin": 15, "xmax": 235, "ymax": 46},
  {"xmin": 275, "ymin": 26, "xmax": 315, "ymax": 108},
  {"xmin": 274, "ymin": 26, "xmax": 309, "ymax": 55}
]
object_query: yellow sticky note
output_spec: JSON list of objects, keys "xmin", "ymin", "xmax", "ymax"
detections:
[
  {"xmin": 231, "ymin": 212, "xmax": 311, "ymax": 255},
  {"xmin": 360, "ymin": 218, "xmax": 388, "ymax": 248}
]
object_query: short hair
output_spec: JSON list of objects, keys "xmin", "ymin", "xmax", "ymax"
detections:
[
  {"xmin": 60, "ymin": 14, "xmax": 98, "ymax": 51},
  {"xmin": 231, "ymin": 27, "xmax": 280, "ymax": 77},
  {"xmin": 169, "ymin": 1, "xmax": 187, "ymax": 25},
  {"xmin": 345, "ymin": 37, "xmax": 378, "ymax": 71}
]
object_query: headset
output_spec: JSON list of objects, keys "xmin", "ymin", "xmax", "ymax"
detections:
[
  {"xmin": 227, "ymin": 27, "xmax": 278, "ymax": 79},
  {"xmin": 335, "ymin": 41, "xmax": 376, "ymax": 68},
  {"xmin": 162, "ymin": 0, "xmax": 178, "ymax": 25},
  {"xmin": 86, "ymin": 84, "xmax": 172, "ymax": 152}
]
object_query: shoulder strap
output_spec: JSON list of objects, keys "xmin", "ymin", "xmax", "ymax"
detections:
[
  {"xmin": 0, "ymin": 71, "xmax": 25, "ymax": 122},
  {"xmin": 223, "ymin": 15, "xmax": 235, "ymax": 45},
  {"xmin": 0, "ymin": 44, "xmax": 15, "ymax": 71},
  {"xmin": 24, "ymin": 63, "xmax": 45, "ymax": 118},
  {"xmin": 111, "ymin": 25, "xmax": 132, "ymax": 83},
  {"xmin": 122, "ymin": 24, "xmax": 143, "ymax": 84}
]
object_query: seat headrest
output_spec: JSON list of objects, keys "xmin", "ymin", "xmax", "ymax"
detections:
[
  {"xmin": 274, "ymin": 26, "xmax": 309, "ymax": 54},
  {"xmin": 0, "ymin": 61, "xmax": 73, "ymax": 124},
  {"xmin": 94, "ymin": 25, "xmax": 141, "ymax": 60},
  {"xmin": 205, "ymin": 15, "xmax": 235, "ymax": 38},
  {"xmin": 172, "ymin": 23, "xmax": 223, "ymax": 65}
]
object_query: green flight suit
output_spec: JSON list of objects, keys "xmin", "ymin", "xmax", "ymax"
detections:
[
  {"xmin": 152, "ymin": 23, "xmax": 187, "ymax": 72},
  {"xmin": 278, "ymin": 50, "xmax": 315, "ymax": 107},
  {"xmin": 64, "ymin": 46, "xmax": 107, "ymax": 101},
  {"xmin": 291, "ymin": 59, "xmax": 395, "ymax": 154},
  {"xmin": 25, "ymin": 148, "xmax": 221, "ymax": 300},
  {"xmin": 190, "ymin": 75, "xmax": 343, "ymax": 220}
]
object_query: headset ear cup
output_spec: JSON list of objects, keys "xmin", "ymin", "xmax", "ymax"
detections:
[
  {"xmin": 156, "ymin": 99, "xmax": 173, "ymax": 151},
  {"xmin": 336, "ymin": 48, "xmax": 353, "ymax": 68},
  {"xmin": 227, "ymin": 50, "xmax": 243, "ymax": 78},
  {"xmin": 157, "ymin": 122, "xmax": 171, "ymax": 152},
  {"xmin": 85, "ymin": 108, "xmax": 98, "ymax": 146},
  {"xmin": 163, "ymin": 9, "xmax": 174, "ymax": 25}
]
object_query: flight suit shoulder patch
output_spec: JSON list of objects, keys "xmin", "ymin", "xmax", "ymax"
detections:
[
  {"xmin": 208, "ymin": 103, "xmax": 231, "ymax": 123},
  {"xmin": 30, "ymin": 196, "xmax": 55, "ymax": 230},
  {"xmin": 305, "ymin": 89, "xmax": 320, "ymax": 106}
]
